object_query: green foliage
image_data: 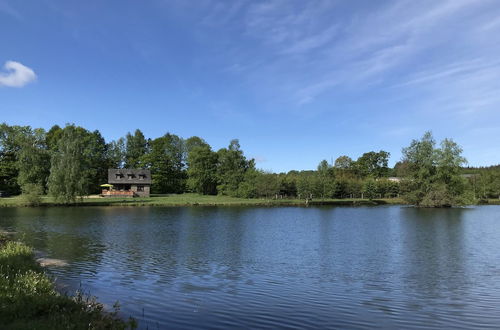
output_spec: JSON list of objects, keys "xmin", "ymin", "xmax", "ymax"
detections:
[
  {"xmin": 142, "ymin": 133, "xmax": 186, "ymax": 194},
  {"xmin": 47, "ymin": 126, "xmax": 85, "ymax": 203},
  {"xmin": 0, "ymin": 123, "xmax": 31, "ymax": 195},
  {"xmin": 332, "ymin": 179, "xmax": 349, "ymax": 198},
  {"xmin": 254, "ymin": 171, "xmax": 280, "ymax": 199},
  {"xmin": 45, "ymin": 125, "xmax": 63, "ymax": 151},
  {"xmin": 317, "ymin": 160, "xmax": 335, "ymax": 198},
  {"xmin": 16, "ymin": 127, "xmax": 50, "ymax": 192},
  {"xmin": 0, "ymin": 154, "xmax": 18, "ymax": 195},
  {"xmin": 0, "ymin": 241, "xmax": 38, "ymax": 273},
  {"xmin": 317, "ymin": 159, "xmax": 331, "ymax": 175},
  {"xmin": 296, "ymin": 173, "xmax": 322, "ymax": 199},
  {"xmin": 125, "ymin": 129, "xmax": 147, "ymax": 168},
  {"xmin": 334, "ymin": 155, "xmax": 355, "ymax": 180},
  {"xmin": 363, "ymin": 179, "xmax": 378, "ymax": 200},
  {"xmin": 0, "ymin": 240, "xmax": 135, "ymax": 329},
  {"xmin": 107, "ymin": 137, "xmax": 126, "ymax": 169},
  {"xmin": 1, "ymin": 122, "xmax": 498, "ymax": 206},
  {"xmin": 472, "ymin": 168, "xmax": 500, "ymax": 199},
  {"xmin": 235, "ymin": 170, "xmax": 281, "ymax": 199},
  {"xmin": 216, "ymin": 139, "xmax": 254, "ymax": 196},
  {"xmin": 375, "ymin": 179, "xmax": 400, "ymax": 198},
  {"xmin": 185, "ymin": 136, "xmax": 209, "ymax": 153},
  {"xmin": 401, "ymin": 132, "xmax": 472, "ymax": 207},
  {"xmin": 21, "ymin": 183, "xmax": 44, "ymax": 206},
  {"xmin": 85, "ymin": 130, "xmax": 110, "ymax": 193},
  {"xmin": 334, "ymin": 155, "xmax": 353, "ymax": 170},
  {"xmin": 236, "ymin": 169, "xmax": 258, "ymax": 198},
  {"xmin": 278, "ymin": 173, "xmax": 297, "ymax": 197},
  {"xmin": 187, "ymin": 143, "xmax": 218, "ymax": 195},
  {"xmin": 393, "ymin": 161, "xmax": 410, "ymax": 177},
  {"xmin": 355, "ymin": 150, "xmax": 390, "ymax": 178},
  {"xmin": 48, "ymin": 125, "xmax": 107, "ymax": 203}
]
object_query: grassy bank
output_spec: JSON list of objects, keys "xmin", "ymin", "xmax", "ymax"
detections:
[
  {"xmin": 0, "ymin": 193, "xmax": 404, "ymax": 207},
  {"xmin": 0, "ymin": 234, "xmax": 135, "ymax": 329}
]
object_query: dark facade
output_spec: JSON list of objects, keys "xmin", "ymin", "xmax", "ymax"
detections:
[{"xmin": 107, "ymin": 169, "xmax": 151, "ymax": 197}]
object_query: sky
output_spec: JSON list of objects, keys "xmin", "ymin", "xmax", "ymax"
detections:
[{"xmin": 1, "ymin": 0, "xmax": 500, "ymax": 172}]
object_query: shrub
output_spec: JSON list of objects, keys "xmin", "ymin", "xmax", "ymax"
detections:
[
  {"xmin": 21, "ymin": 183, "xmax": 44, "ymax": 206},
  {"xmin": 0, "ymin": 240, "xmax": 136, "ymax": 329},
  {"xmin": 0, "ymin": 241, "xmax": 39, "ymax": 274}
]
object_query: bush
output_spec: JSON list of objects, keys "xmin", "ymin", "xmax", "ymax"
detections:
[
  {"xmin": 0, "ymin": 240, "xmax": 136, "ymax": 329},
  {"xmin": 0, "ymin": 241, "xmax": 39, "ymax": 274},
  {"xmin": 21, "ymin": 183, "xmax": 44, "ymax": 206},
  {"xmin": 363, "ymin": 180, "xmax": 377, "ymax": 200}
]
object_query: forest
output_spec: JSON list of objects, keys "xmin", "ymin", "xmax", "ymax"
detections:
[{"xmin": 1, "ymin": 123, "xmax": 499, "ymax": 207}]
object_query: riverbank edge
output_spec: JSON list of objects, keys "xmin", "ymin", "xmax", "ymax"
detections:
[
  {"xmin": 0, "ymin": 195, "xmax": 406, "ymax": 207},
  {"xmin": 0, "ymin": 234, "xmax": 136, "ymax": 329},
  {"xmin": 2, "ymin": 195, "xmax": 500, "ymax": 207}
]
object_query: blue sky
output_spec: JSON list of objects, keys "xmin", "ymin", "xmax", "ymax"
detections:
[{"xmin": 1, "ymin": 0, "xmax": 500, "ymax": 172}]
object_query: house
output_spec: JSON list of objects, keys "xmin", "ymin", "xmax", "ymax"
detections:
[{"xmin": 103, "ymin": 169, "xmax": 152, "ymax": 197}]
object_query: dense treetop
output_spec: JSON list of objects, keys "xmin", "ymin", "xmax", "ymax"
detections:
[{"xmin": 1, "ymin": 123, "xmax": 498, "ymax": 206}]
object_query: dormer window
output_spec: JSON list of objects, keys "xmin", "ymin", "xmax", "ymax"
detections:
[
  {"xmin": 139, "ymin": 174, "xmax": 146, "ymax": 180},
  {"xmin": 127, "ymin": 174, "xmax": 135, "ymax": 180},
  {"xmin": 115, "ymin": 173, "xmax": 123, "ymax": 179}
]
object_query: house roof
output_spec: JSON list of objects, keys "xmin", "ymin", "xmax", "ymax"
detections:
[{"xmin": 108, "ymin": 169, "xmax": 152, "ymax": 184}]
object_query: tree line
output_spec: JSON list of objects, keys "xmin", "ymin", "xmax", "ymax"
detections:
[{"xmin": 1, "ymin": 123, "xmax": 499, "ymax": 206}]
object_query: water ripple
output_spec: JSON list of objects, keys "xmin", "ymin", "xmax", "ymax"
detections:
[{"xmin": 2, "ymin": 206, "xmax": 500, "ymax": 329}]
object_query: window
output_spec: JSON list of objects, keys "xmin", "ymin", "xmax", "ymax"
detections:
[
  {"xmin": 115, "ymin": 174, "xmax": 123, "ymax": 179},
  {"xmin": 139, "ymin": 174, "xmax": 146, "ymax": 180},
  {"xmin": 127, "ymin": 174, "xmax": 135, "ymax": 180},
  {"xmin": 137, "ymin": 185, "xmax": 144, "ymax": 192}
]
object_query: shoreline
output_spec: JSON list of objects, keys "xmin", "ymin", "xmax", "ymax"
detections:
[
  {"xmin": 0, "ymin": 194, "xmax": 404, "ymax": 207},
  {"xmin": 1, "ymin": 194, "xmax": 499, "ymax": 208},
  {"xmin": 0, "ymin": 234, "xmax": 136, "ymax": 329}
]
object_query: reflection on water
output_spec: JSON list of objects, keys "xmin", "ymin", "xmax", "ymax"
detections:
[{"xmin": 1, "ymin": 206, "xmax": 500, "ymax": 329}]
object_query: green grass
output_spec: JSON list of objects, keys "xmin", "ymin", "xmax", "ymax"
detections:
[
  {"xmin": 0, "ymin": 193, "xmax": 405, "ymax": 207},
  {"xmin": 0, "ymin": 236, "xmax": 136, "ymax": 329}
]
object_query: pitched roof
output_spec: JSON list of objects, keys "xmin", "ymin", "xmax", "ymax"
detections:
[{"xmin": 108, "ymin": 169, "xmax": 152, "ymax": 184}]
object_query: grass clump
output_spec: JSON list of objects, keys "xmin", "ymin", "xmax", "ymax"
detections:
[
  {"xmin": 0, "ymin": 238, "xmax": 136, "ymax": 329},
  {"xmin": 0, "ymin": 241, "xmax": 39, "ymax": 274}
]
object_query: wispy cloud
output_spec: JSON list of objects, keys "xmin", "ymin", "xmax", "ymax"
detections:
[
  {"xmin": 0, "ymin": 61, "xmax": 37, "ymax": 87},
  {"xmin": 281, "ymin": 0, "xmax": 496, "ymax": 105},
  {"xmin": 151, "ymin": 0, "xmax": 500, "ymax": 123},
  {"xmin": 178, "ymin": 0, "xmax": 500, "ymax": 112},
  {"xmin": 0, "ymin": 0, "xmax": 21, "ymax": 20},
  {"xmin": 394, "ymin": 54, "xmax": 500, "ymax": 116}
]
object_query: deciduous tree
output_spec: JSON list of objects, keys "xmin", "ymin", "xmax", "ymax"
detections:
[
  {"xmin": 402, "ymin": 132, "xmax": 472, "ymax": 207},
  {"xmin": 125, "ymin": 129, "xmax": 147, "ymax": 168},
  {"xmin": 142, "ymin": 133, "xmax": 186, "ymax": 194},
  {"xmin": 216, "ymin": 139, "xmax": 254, "ymax": 196},
  {"xmin": 187, "ymin": 144, "xmax": 218, "ymax": 195}
]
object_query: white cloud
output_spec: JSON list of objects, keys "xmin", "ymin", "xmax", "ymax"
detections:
[{"xmin": 0, "ymin": 61, "xmax": 37, "ymax": 87}]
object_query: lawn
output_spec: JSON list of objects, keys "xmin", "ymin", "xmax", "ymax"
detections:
[{"xmin": 0, "ymin": 193, "xmax": 404, "ymax": 207}]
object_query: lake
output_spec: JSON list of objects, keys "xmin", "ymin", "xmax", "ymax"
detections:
[{"xmin": 1, "ymin": 205, "xmax": 500, "ymax": 329}]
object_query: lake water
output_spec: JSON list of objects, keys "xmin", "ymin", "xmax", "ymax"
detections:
[{"xmin": 1, "ymin": 205, "xmax": 500, "ymax": 329}]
